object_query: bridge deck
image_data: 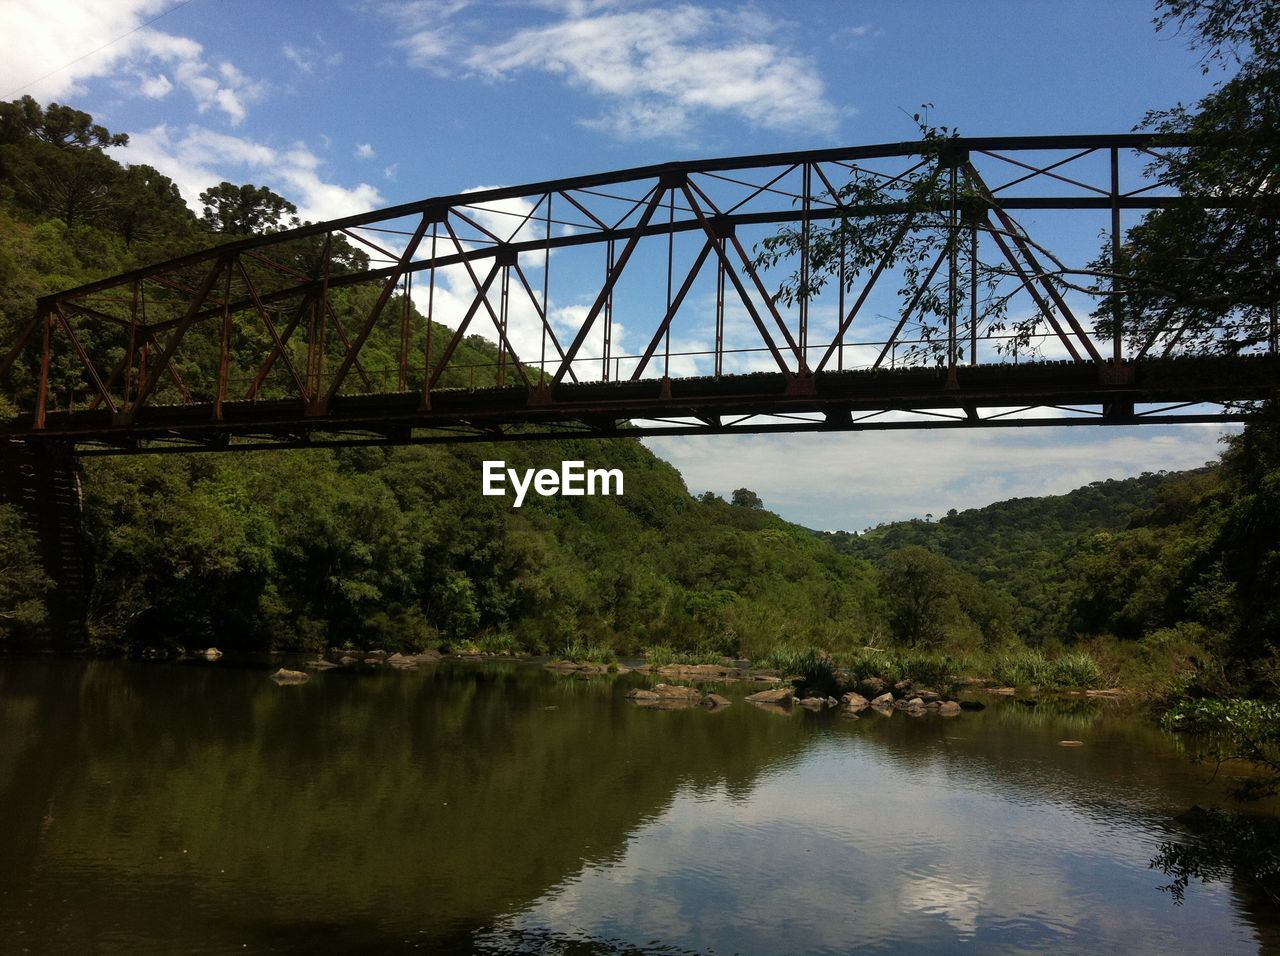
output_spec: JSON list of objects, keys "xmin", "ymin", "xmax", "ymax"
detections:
[{"xmin": 9, "ymin": 355, "xmax": 1273, "ymax": 454}]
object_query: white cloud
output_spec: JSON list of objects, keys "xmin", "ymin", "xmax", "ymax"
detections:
[
  {"xmin": 468, "ymin": 5, "xmax": 838, "ymax": 139},
  {"xmin": 355, "ymin": 142, "xmax": 376, "ymax": 159},
  {"xmin": 397, "ymin": 27, "xmax": 455, "ymax": 68},
  {"xmin": 114, "ymin": 124, "xmax": 385, "ymax": 224},
  {"xmin": 282, "ymin": 40, "xmax": 344, "ymax": 75},
  {"xmin": 384, "ymin": 163, "xmax": 399, "ymax": 180},
  {"xmin": 138, "ymin": 73, "xmax": 173, "ymax": 98},
  {"xmin": 380, "ymin": 1, "xmax": 839, "ymax": 139},
  {"xmin": 0, "ymin": 0, "xmax": 263, "ymax": 125}
]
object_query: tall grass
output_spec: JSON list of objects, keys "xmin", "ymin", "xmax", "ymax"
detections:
[
  {"xmin": 553, "ymin": 639, "xmax": 617, "ymax": 664},
  {"xmin": 643, "ymin": 643, "xmax": 728, "ymax": 668},
  {"xmin": 991, "ymin": 650, "xmax": 1102, "ymax": 689},
  {"xmin": 472, "ymin": 632, "xmax": 523, "ymax": 656},
  {"xmin": 752, "ymin": 645, "xmax": 838, "ymax": 696},
  {"xmin": 834, "ymin": 649, "xmax": 959, "ymax": 688}
]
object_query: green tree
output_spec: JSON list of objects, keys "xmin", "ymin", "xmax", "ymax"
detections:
[
  {"xmin": 0, "ymin": 97, "xmax": 127, "ymax": 150},
  {"xmin": 108, "ymin": 164, "xmax": 195, "ymax": 248},
  {"xmin": 199, "ymin": 182, "xmax": 299, "ymax": 235},
  {"xmin": 1097, "ymin": 0, "xmax": 1279, "ymax": 355},
  {"xmin": 730, "ymin": 488, "xmax": 763, "ymax": 509},
  {"xmin": 0, "ymin": 96, "xmax": 130, "ymax": 228},
  {"xmin": 881, "ymin": 545, "xmax": 954, "ymax": 646}
]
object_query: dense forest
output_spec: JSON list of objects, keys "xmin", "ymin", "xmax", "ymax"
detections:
[{"xmin": 0, "ymin": 0, "xmax": 1277, "ymax": 704}]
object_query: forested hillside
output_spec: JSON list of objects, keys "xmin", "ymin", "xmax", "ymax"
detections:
[{"xmin": 826, "ymin": 470, "xmax": 1199, "ymax": 643}]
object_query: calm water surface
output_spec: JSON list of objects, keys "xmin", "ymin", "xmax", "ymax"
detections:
[{"xmin": 1, "ymin": 657, "xmax": 1276, "ymax": 954}]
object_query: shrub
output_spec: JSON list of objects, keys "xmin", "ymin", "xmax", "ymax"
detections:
[{"xmin": 554, "ymin": 638, "xmax": 616, "ymax": 664}]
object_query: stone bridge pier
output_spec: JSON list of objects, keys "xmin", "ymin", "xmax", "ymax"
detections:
[{"xmin": 0, "ymin": 440, "xmax": 89, "ymax": 651}]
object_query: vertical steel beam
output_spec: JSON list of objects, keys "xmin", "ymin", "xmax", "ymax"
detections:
[
  {"xmin": 664, "ymin": 190, "xmax": 674, "ymax": 379},
  {"xmin": 541, "ymin": 196, "xmax": 551, "ymax": 378},
  {"xmin": 603, "ymin": 239, "xmax": 614, "ymax": 381},
  {"xmin": 306, "ymin": 236, "xmax": 330, "ymax": 400},
  {"xmin": 800, "ymin": 162, "xmax": 810, "ymax": 366},
  {"xmin": 498, "ymin": 263, "xmax": 509, "ymax": 387},
  {"xmin": 214, "ymin": 260, "xmax": 233, "ymax": 421},
  {"xmin": 399, "ymin": 271, "xmax": 411, "ymax": 392},
  {"xmin": 421, "ymin": 222, "xmax": 437, "ymax": 408},
  {"xmin": 34, "ymin": 307, "xmax": 52, "ymax": 429},
  {"xmin": 837, "ymin": 222, "xmax": 846, "ymax": 371},
  {"xmin": 947, "ymin": 164, "xmax": 959, "ymax": 373},
  {"xmin": 715, "ymin": 233, "xmax": 725, "ymax": 379},
  {"xmin": 1111, "ymin": 147, "xmax": 1122, "ymax": 363},
  {"xmin": 970, "ymin": 223, "xmax": 978, "ymax": 365}
]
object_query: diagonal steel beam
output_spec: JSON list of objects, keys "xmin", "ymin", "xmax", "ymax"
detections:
[
  {"xmin": 439, "ymin": 219, "xmax": 531, "ymax": 387},
  {"xmin": 322, "ymin": 215, "xmax": 430, "ymax": 407},
  {"xmin": 686, "ymin": 178, "xmax": 804, "ymax": 366},
  {"xmin": 512, "ymin": 261, "xmax": 576, "ymax": 384},
  {"xmin": 984, "ymin": 219, "xmax": 1083, "ymax": 362},
  {"xmin": 552, "ymin": 184, "xmax": 667, "ymax": 385},
  {"xmin": 236, "ymin": 258, "xmax": 311, "ymax": 401},
  {"xmin": 52, "ymin": 305, "xmax": 118, "ymax": 415},
  {"xmin": 815, "ymin": 168, "xmax": 942, "ymax": 372},
  {"xmin": 871, "ymin": 246, "xmax": 949, "ymax": 370},
  {"xmin": 966, "ymin": 162, "xmax": 1103, "ymax": 363},
  {"xmin": 630, "ymin": 238, "xmax": 715, "ymax": 380},
  {"xmin": 678, "ymin": 181, "xmax": 793, "ymax": 375},
  {"xmin": 426, "ymin": 262, "xmax": 501, "ymax": 391},
  {"xmin": 122, "ymin": 254, "xmax": 228, "ymax": 423}
]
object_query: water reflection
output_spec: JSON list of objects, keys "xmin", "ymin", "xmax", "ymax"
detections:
[{"xmin": 0, "ymin": 658, "xmax": 1274, "ymax": 953}]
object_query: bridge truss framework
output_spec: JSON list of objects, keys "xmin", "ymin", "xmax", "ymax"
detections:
[{"xmin": 0, "ymin": 134, "xmax": 1276, "ymax": 455}]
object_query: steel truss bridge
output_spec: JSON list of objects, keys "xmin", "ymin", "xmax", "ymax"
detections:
[{"xmin": 1, "ymin": 134, "xmax": 1277, "ymax": 456}]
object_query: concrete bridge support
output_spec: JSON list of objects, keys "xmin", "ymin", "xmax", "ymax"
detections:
[{"xmin": 0, "ymin": 440, "xmax": 89, "ymax": 651}]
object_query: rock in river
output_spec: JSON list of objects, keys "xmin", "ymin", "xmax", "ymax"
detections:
[
  {"xmin": 840, "ymin": 692, "xmax": 870, "ymax": 712},
  {"xmin": 270, "ymin": 668, "xmax": 309, "ymax": 685},
  {"xmin": 626, "ymin": 683, "xmax": 705, "ymax": 710},
  {"xmin": 858, "ymin": 677, "xmax": 886, "ymax": 698},
  {"xmin": 745, "ymin": 688, "xmax": 793, "ymax": 706}
]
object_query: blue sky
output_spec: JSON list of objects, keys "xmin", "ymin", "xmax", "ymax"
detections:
[{"xmin": 1, "ymin": 0, "xmax": 1236, "ymax": 529}]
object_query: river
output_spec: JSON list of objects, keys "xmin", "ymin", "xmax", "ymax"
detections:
[{"xmin": 0, "ymin": 656, "xmax": 1275, "ymax": 953}]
